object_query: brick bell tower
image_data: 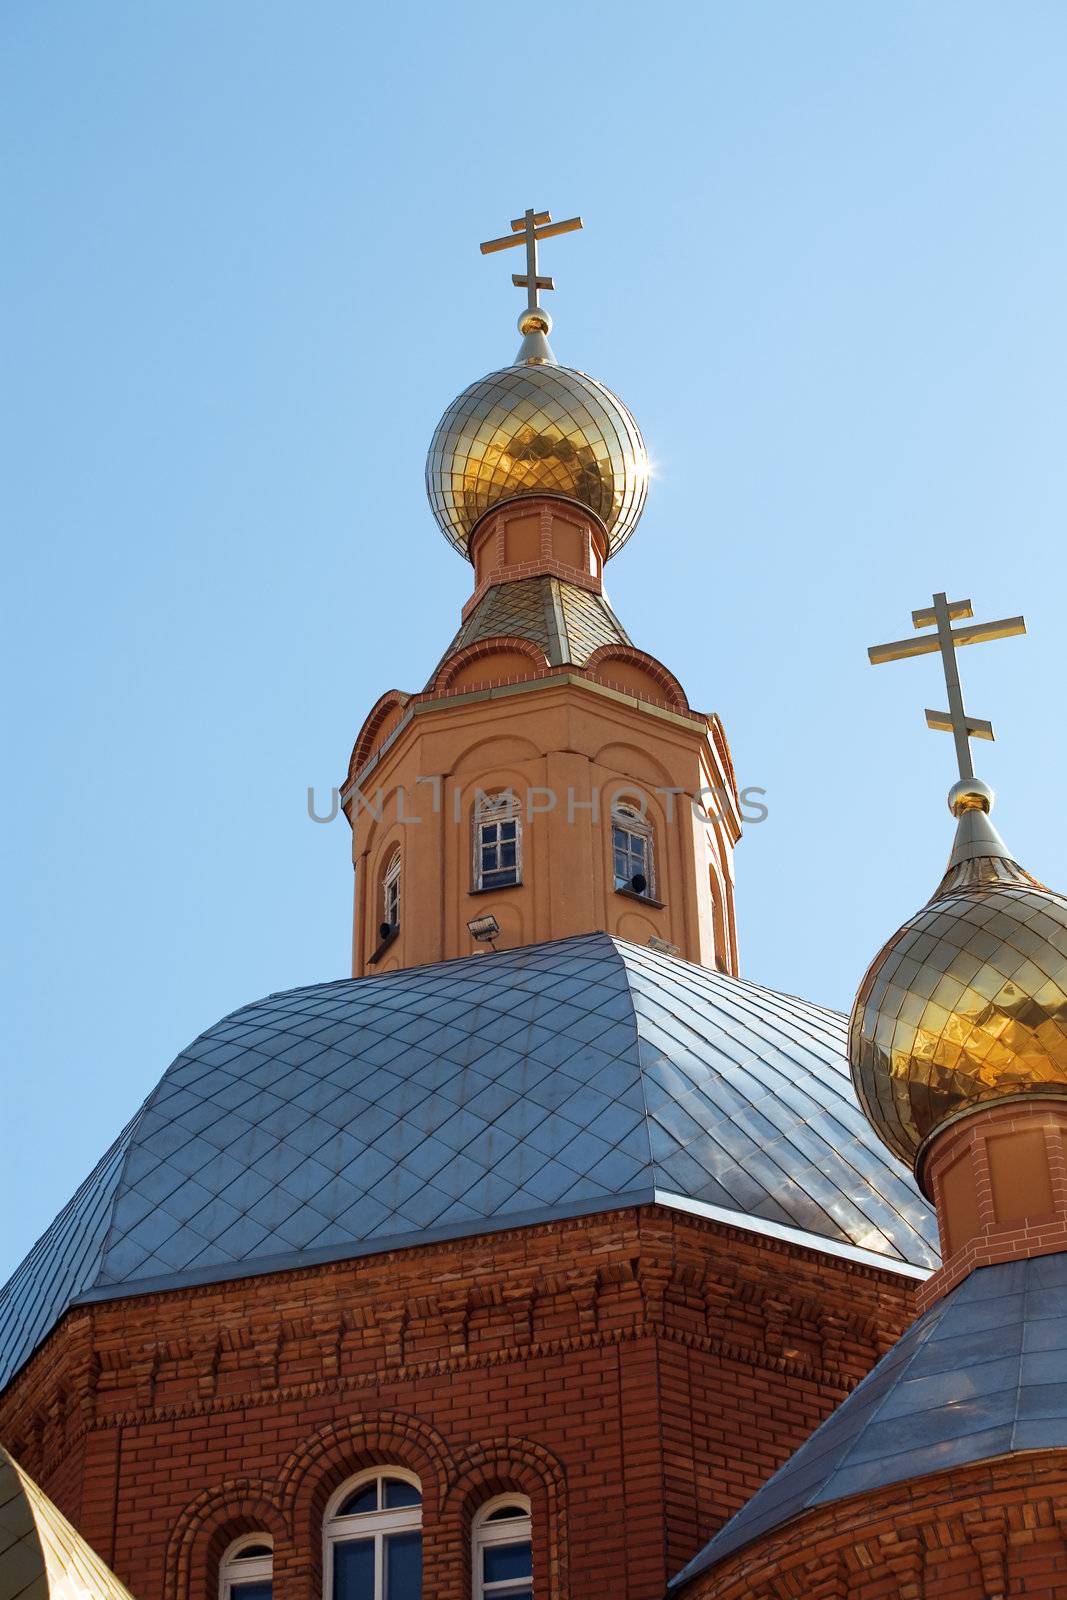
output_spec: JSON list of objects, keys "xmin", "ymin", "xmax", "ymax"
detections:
[{"xmin": 343, "ymin": 208, "xmax": 741, "ymax": 977}]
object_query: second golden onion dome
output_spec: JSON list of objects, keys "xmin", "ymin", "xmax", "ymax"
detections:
[{"xmin": 848, "ymin": 779, "xmax": 1067, "ymax": 1169}]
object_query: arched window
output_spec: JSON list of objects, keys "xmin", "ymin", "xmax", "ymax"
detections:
[
  {"xmin": 471, "ymin": 1497, "xmax": 532, "ymax": 1600},
  {"xmin": 382, "ymin": 849, "xmax": 401, "ymax": 931},
  {"xmin": 324, "ymin": 1469, "xmax": 422, "ymax": 1600},
  {"xmin": 219, "ymin": 1535, "xmax": 273, "ymax": 1600},
  {"xmin": 473, "ymin": 792, "xmax": 522, "ymax": 891},
  {"xmin": 611, "ymin": 802, "xmax": 655, "ymax": 898}
]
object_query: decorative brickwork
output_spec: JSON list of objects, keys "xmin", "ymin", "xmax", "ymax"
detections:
[
  {"xmin": 0, "ymin": 1206, "xmax": 920, "ymax": 1600},
  {"xmin": 348, "ymin": 691, "xmax": 412, "ymax": 777},
  {"xmin": 463, "ymin": 499, "xmax": 608, "ymax": 618},
  {"xmin": 584, "ymin": 645, "xmax": 690, "ymax": 714},
  {"xmin": 432, "ymin": 635, "xmax": 550, "ymax": 694},
  {"xmin": 165, "ymin": 1481, "xmax": 288, "ymax": 1600}
]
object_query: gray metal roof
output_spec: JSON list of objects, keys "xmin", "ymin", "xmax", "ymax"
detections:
[
  {"xmin": 0, "ymin": 934, "xmax": 937, "ymax": 1391},
  {"xmin": 672, "ymin": 1250, "xmax": 1067, "ymax": 1586}
]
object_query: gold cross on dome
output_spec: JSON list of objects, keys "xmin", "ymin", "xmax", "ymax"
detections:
[
  {"xmin": 479, "ymin": 206, "xmax": 583, "ymax": 315},
  {"xmin": 868, "ymin": 593, "xmax": 1026, "ymax": 780}
]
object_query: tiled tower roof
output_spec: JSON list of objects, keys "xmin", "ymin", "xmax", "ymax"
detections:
[
  {"xmin": 429, "ymin": 577, "xmax": 632, "ymax": 683},
  {"xmin": 0, "ymin": 935, "xmax": 937, "ymax": 1390}
]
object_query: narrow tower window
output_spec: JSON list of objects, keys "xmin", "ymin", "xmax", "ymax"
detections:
[
  {"xmin": 473, "ymin": 792, "xmax": 522, "ymax": 891},
  {"xmin": 219, "ymin": 1535, "xmax": 273, "ymax": 1600},
  {"xmin": 324, "ymin": 1469, "xmax": 422, "ymax": 1600},
  {"xmin": 472, "ymin": 1497, "xmax": 532, "ymax": 1600},
  {"xmin": 382, "ymin": 849, "xmax": 401, "ymax": 930},
  {"xmin": 612, "ymin": 803, "xmax": 655, "ymax": 898}
]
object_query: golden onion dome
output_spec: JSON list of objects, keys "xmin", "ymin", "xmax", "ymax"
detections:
[
  {"xmin": 849, "ymin": 778, "xmax": 1067, "ymax": 1168},
  {"xmin": 425, "ymin": 309, "xmax": 649, "ymax": 559}
]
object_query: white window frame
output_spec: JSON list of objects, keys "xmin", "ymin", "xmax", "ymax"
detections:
[
  {"xmin": 611, "ymin": 802, "xmax": 655, "ymax": 898},
  {"xmin": 219, "ymin": 1534, "xmax": 273, "ymax": 1600},
  {"xmin": 472, "ymin": 792, "xmax": 522, "ymax": 892},
  {"xmin": 471, "ymin": 1495, "xmax": 533, "ymax": 1600},
  {"xmin": 382, "ymin": 849, "xmax": 401, "ymax": 929},
  {"xmin": 323, "ymin": 1467, "xmax": 422, "ymax": 1600}
]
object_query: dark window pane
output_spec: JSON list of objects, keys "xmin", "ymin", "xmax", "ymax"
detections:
[
  {"xmin": 482, "ymin": 847, "xmax": 496, "ymax": 871},
  {"xmin": 338, "ymin": 1485, "xmax": 378, "ymax": 1516},
  {"xmin": 234, "ymin": 1545, "xmax": 272, "ymax": 1559},
  {"xmin": 385, "ymin": 1530, "xmax": 422, "ymax": 1598},
  {"xmin": 333, "ymin": 1538, "xmax": 375, "ymax": 1600},
  {"xmin": 631, "ymin": 837, "xmax": 647, "ymax": 863},
  {"xmin": 232, "ymin": 1583, "xmax": 272, "ymax": 1600},
  {"xmin": 500, "ymin": 844, "xmax": 516, "ymax": 868},
  {"xmin": 500, "ymin": 821, "xmax": 516, "ymax": 841},
  {"xmin": 383, "ymin": 1478, "xmax": 421, "ymax": 1508},
  {"xmin": 486, "ymin": 1505, "xmax": 526, "ymax": 1521},
  {"xmin": 484, "ymin": 1541, "xmax": 532, "ymax": 1582},
  {"xmin": 483, "ymin": 866, "xmax": 518, "ymax": 888}
]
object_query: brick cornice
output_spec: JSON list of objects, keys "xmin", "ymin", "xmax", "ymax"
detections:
[
  {"xmin": 28, "ymin": 1313, "xmax": 873, "ymax": 1456},
  {"xmin": 0, "ymin": 1205, "xmax": 920, "ymax": 1483}
]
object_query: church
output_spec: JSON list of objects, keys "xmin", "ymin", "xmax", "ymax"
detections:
[{"xmin": 3, "ymin": 208, "xmax": 1067, "ymax": 1600}]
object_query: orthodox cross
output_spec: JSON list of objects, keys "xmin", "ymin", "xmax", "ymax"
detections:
[
  {"xmin": 479, "ymin": 206, "xmax": 583, "ymax": 317},
  {"xmin": 868, "ymin": 593, "xmax": 1026, "ymax": 780}
]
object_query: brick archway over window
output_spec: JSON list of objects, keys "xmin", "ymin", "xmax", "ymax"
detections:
[
  {"xmin": 279, "ymin": 1414, "xmax": 447, "ymax": 1548},
  {"xmin": 164, "ymin": 1478, "xmax": 288, "ymax": 1600},
  {"xmin": 278, "ymin": 1411, "xmax": 451, "ymax": 1597},
  {"xmin": 443, "ymin": 1437, "xmax": 569, "ymax": 1600}
]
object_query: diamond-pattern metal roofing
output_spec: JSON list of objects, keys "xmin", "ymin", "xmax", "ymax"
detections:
[
  {"xmin": 672, "ymin": 1251, "xmax": 1067, "ymax": 1585},
  {"xmin": 429, "ymin": 577, "xmax": 631, "ymax": 685},
  {"xmin": 0, "ymin": 935, "xmax": 937, "ymax": 1390}
]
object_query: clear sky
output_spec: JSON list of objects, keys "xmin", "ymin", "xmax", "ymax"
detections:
[{"xmin": 3, "ymin": 1, "xmax": 1065, "ymax": 1282}]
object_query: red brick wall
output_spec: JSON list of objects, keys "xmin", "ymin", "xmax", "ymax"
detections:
[
  {"xmin": 919, "ymin": 1101, "xmax": 1067, "ymax": 1311},
  {"xmin": 677, "ymin": 1450, "xmax": 1067, "ymax": 1599},
  {"xmin": 0, "ymin": 1206, "xmax": 919, "ymax": 1600}
]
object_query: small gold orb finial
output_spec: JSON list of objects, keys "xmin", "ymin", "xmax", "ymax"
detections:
[
  {"xmin": 518, "ymin": 306, "xmax": 552, "ymax": 336},
  {"xmin": 948, "ymin": 777, "xmax": 994, "ymax": 817}
]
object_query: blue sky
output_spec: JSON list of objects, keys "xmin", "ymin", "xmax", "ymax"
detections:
[{"xmin": 3, "ymin": 1, "xmax": 1065, "ymax": 1280}]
